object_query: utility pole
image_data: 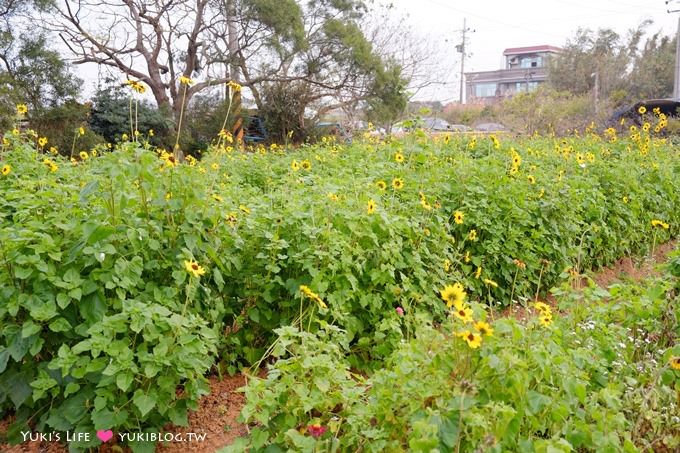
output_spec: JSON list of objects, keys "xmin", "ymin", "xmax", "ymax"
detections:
[
  {"xmin": 668, "ymin": 1, "xmax": 680, "ymax": 99},
  {"xmin": 456, "ymin": 18, "xmax": 474, "ymax": 104}
]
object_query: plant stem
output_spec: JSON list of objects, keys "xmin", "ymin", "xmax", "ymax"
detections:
[
  {"xmin": 174, "ymin": 84, "xmax": 189, "ymax": 159},
  {"xmin": 535, "ymin": 261, "xmax": 545, "ymax": 303},
  {"xmin": 217, "ymin": 93, "xmax": 235, "ymax": 148}
]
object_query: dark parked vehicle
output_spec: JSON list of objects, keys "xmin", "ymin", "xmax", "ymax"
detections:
[
  {"xmin": 244, "ymin": 115, "xmax": 268, "ymax": 144},
  {"xmin": 608, "ymin": 99, "xmax": 680, "ymax": 127}
]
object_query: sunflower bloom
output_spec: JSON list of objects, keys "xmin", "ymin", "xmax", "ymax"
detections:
[
  {"xmin": 291, "ymin": 160, "xmax": 300, "ymax": 171},
  {"xmin": 651, "ymin": 219, "xmax": 670, "ymax": 229},
  {"xmin": 367, "ymin": 199, "xmax": 377, "ymax": 215},
  {"xmin": 16, "ymin": 104, "xmax": 28, "ymax": 115},
  {"xmin": 440, "ymin": 283, "xmax": 466, "ymax": 308},
  {"xmin": 670, "ymin": 357, "xmax": 680, "ymax": 370},
  {"xmin": 474, "ymin": 321, "xmax": 494, "ymax": 337},
  {"xmin": 539, "ymin": 313, "xmax": 553, "ymax": 327},
  {"xmin": 483, "ymin": 278, "xmax": 498, "ymax": 288},
  {"xmin": 79, "ymin": 151, "xmax": 89, "ymax": 160},
  {"xmin": 299, "ymin": 285, "xmax": 327, "ymax": 309},
  {"xmin": 534, "ymin": 302, "xmax": 551, "ymax": 314},
  {"xmin": 227, "ymin": 80, "xmax": 242, "ymax": 92},
  {"xmin": 376, "ymin": 180, "xmax": 387, "ymax": 191},
  {"xmin": 392, "ymin": 178, "xmax": 404, "ymax": 190},
  {"xmin": 79, "ymin": 127, "xmax": 85, "ymax": 136},
  {"xmin": 638, "ymin": 106, "xmax": 646, "ymax": 114},
  {"xmin": 453, "ymin": 211, "xmax": 464, "ymax": 224},
  {"xmin": 468, "ymin": 229, "xmax": 477, "ymax": 241},
  {"xmin": 474, "ymin": 266, "xmax": 482, "ymax": 279},
  {"xmin": 453, "ymin": 304, "xmax": 474, "ymax": 323},
  {"xmin": 184, "ymin": 259, "xmax": 206, "ymax": 278},
  {"xmin": 394, "ymin": 152, "xmax": 405, "ymax": 163},
  {"xmin": 1, "ymin": 164, "xmax": 11, "ymax": 176},
  {"xmin": 38, "ymin": 137, "xmax": 48, "ymax": 147},
  {"xmin": 301, "ymin": 160, "xmax": 312, "ymax": 170},
  {"xmin": 457, "ymin": 330, "xmax": 482, "ymax": 348}
]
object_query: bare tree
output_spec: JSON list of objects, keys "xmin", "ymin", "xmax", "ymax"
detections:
[
  {"xmin": 47, "ymin": 0, "xmax": 237, "ymax": 119},
  {"xmin": 46, "ymin": 0, "xmax": 415, "ymax": 132}
]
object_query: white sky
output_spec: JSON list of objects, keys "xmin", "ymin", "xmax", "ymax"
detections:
[
  {"xmin": 387, "ymin": 0, "xmax": 680, "ymax": 102},
  {"xmin": 73, "ymin": 0, "xmax": 680, "ymax": 105}
]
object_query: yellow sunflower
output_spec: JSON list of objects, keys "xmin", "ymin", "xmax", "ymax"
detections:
[
  {"xmin": 474, "ymin": 321, "xmax": 494, "ymax": 337},
  {"xmin": 651, "ymin": 219, "xmax": 669, "ymax": 229},
  {"xmin": 539, "ymin": 313, "xmax": 553, "ymax": 327},
  {"xmin": 440, "ymin": 283, "xmax": 466, "ymax": 308},
  {"xmin": 453, "ymin": 304, "xmax": 474, "ymax": 323},
  {"xmin": 669, "ymin": 357, "xmax": 680, "ymax": 370},
  {"xmin": 483, "ymin": 278, "xmax": 498, "ymax": 288},
  {"xmin": 457, "ymin": 330, "xmax": 482, "ymax": 348},
  {"xmin": 367, "ymin": 199, "xmax": 377, "ymax": 214},
  {"xmin": 2, "ymin": 164, "xmax": 11, "ymax": 175},
  {"xmin": 453, "ymin": 211, "xmax": 464, "ymax": 224},
  {"xmin": 184, "ymin": 259, "xmax": 206, "ymax": 278},
  {"xmin": 376, "ymin": 180, "xmax": 387, "ymax": 191},
  {"xmin": 394, "ymin": 152, "xmax": 405, "ymax": 163},
  {"xmin": 392, "ymin": 178, "xmax": 404, "ymax": 190}
]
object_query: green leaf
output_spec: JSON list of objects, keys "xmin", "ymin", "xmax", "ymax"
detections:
[
  {"xmin": 14, "ymin": 267, "xmax": 33, "ymax": 279},
  {"xmin": 91, "ymin": 409, "xmax": 117, "ymax": 430},
  {"xmin": 49, "ymin": 318, "xmax": 72, "ymax": 332},
  {"xmin": 116, "ymin": 371, "xmax": 134, "ymax": 392},
  {"xmin": 21, "ymin": 321, "xmax": 41, "ymax": 338},
  {"xmin": 56, "ymin": 293, "xmax": 70, "ymax": 309},
  {"xmin": 133, "ymin": 390, "xmax": 156, "ymax": 417},
  {"xmin": 0, "ymin": 348, "xmax": 9, "ymax": 373}
]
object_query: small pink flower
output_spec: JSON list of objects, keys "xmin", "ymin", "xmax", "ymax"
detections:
[
  {"xmin": 307, "ymin": 424, "xmax": 327, "ymax": 438},
  {"xmin": 396, "ymin": 307, "xmax": 404, "ymax": 316}
]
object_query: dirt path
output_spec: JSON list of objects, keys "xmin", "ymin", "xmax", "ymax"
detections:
[
  {"xmin": 2, "ymin": 241, "xmax": 676, "ymax": 453},
  {"xmin": 501, "ymin": 240, "xmax": 677, "ymax": 321}
]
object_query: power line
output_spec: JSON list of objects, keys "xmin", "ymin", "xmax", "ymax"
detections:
[{"xmin": 421, "ymin": 0, "xmax": 566, "ymax": 40}]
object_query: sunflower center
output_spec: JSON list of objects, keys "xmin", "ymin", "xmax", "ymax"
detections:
[
  {"xmin": 191, "ymin": 263, "xmax": 199, "ymax": 270},
  {"xmin": 467, "ymin": 333, "xmax": 475, "ymax": 341}
]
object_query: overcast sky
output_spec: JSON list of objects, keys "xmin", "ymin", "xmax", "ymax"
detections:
[
  {"xmin": 387, "ymin": 0, "xmax": 680, "ymax": 102},
  {"xmin": 74, "ymin": 0, "xmax": 680, "ymax": 104}
]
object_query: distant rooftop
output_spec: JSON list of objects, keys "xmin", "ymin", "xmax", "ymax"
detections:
[{"xmin": 503, "ymin": 45, "xmax": 561, "ymax": 56}]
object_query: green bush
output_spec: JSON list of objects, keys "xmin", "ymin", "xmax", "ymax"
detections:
[
  {"xmin": 229, "ymin": 272, "xmax": 680, "ymax": 452},
  {"xmin": 0, "ymin": 123, "xmax": 678, "ymax": 451}
]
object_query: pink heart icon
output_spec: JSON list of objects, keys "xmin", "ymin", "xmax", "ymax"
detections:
[{"xmin": 97, "ymin": 430, "xmax": 113, "ymax": 442}]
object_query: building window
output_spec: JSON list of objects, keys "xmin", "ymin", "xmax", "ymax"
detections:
[
  {"xmin": 474, "ymin": 83, "xmax": 497, "ymax": 98},
  {"xmin": 519, "ymin": 56, "xmax": 542, "ymax": 68},
  {"xmin": 515, "ymin": 81, "xmax": 539, "ymax": 93}
]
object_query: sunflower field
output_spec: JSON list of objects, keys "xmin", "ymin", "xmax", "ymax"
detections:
[{"xmin": 0, "ymin": 116, "xmax": 679, "ymax": 452}]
